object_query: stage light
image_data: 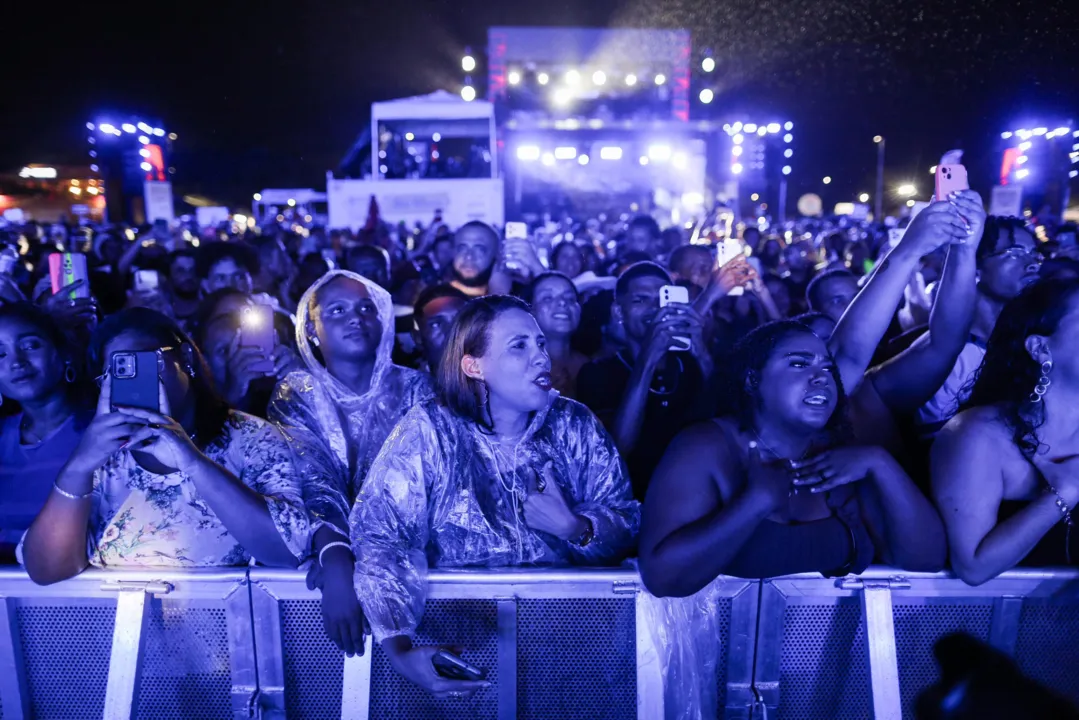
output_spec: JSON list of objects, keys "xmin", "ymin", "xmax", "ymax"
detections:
[
  {"xmin": 731, "ymin": 121, "xmax": 743, "ymax": 133},
  {"xmin": 929, "ymin": 165, "xmax": 937, "ymax": 174},
  {"xmin": 508, "ymin": 71, "xmax": 521, "ymax": 85},
  {"xmin": 85, "ymin": 122, "xmax": 95, "ymax": 130},
  {"xmin": 137, "ymin": 122, "xmax": 152, "ymax": 134},
  {"xmin": 541, "ymin": 153, "xmax": 555, "ymax": 166},
  {"xmin": 1002, "ymin": 131, "xmax": 1013, "ymax": 139},
  {"xmin": 873, "ymin": 135, "xmax": 883, "ymax": 143},
  {"xmin": 1032, "ymin": 127, "xmax": 1048, "ymax": 136},
  {"xmin": 702, "ymin": 57, "xmax": 715, "ymax": 73},
  {"xmin": 565, "ymin": 69, "xmax": 580, "ymax": 86},
  {"xmin": 784, "ymin": 122, "xmax": 794, "ymax": 131},
  {"xmin": 784, "ymin": 133, "xmax": 794, "ymax": 143},
  {"xmin": 733, "ymin": 134, "xmax": 744, "ymax": 144},
  {"xmin": 138, "ymin": 136, "xmax": 149, "ymax": 144},
  {"xmin": 554, "ymin": 146, "xmax": 577, "ymax": 160},
  {"xmin": 153, "ymin": 128, "xmax": 165, "ymax": 137},
  {"xmin": 859, "ymin": 193, "xmax": 870, "ymax": 203},
  {"xmin": 1071, "ymin": 170, "xmax": 1078, "ymax": 178},
  {"xmin": 1017, "ymin": 156, "xmax": 1028, "ymax": 164},
  {"xmin": 1016, "ymin": 168, "xmax": 1030, "ymax": 179},
  {"xmin": 517, "ymin": 146, "xmax": 541, "ymax": 161},
  {"xmin": 140, "ymin": 162, "xmax": 152, "ymax": 172},
  {"xmin": 462, "ymin": 55, "xmax": 476, "ymax": 73},
  {"xmin": 139, "ymin": 148, "xmax": 151, "ymax": 158},
  {"xmin": 782, "ymin": 166, "xmax": 792, "ymax": 175},
  {"xmin": 168, "ymin": 133, "xmax": 178, "ymax": 141},
  {"xmin": 592, "ymin": 70, "xmax": 606, "ymax": 86},
  {"xmin": 682, "ymin": 192, "xmax": 704, "ymax": 206},
  {"xmin": 757, "ymin": 126, "xmax": 767, "ymax": 136},
  {"xmin": 639, "ymin": 156, "xmax": 649, "ymax": 166},
  {"xmin": 1020, "ymin": 141, "xmax": 1032, "ymax": 151},
  {"xmin": 599, "ymin": 147, "xmax": 623, "ymax": 160},
  {"xmin": 784, "ymin": 149, "xmax": 793, "ymax": 158},
  {"xmin": 553, "ymin": 88, "xmax": 573, "ymax": 106},
  {"xmin": 69, "ymin": 186, "xmax": 81, "ymax": 195},
  {"xmin": 122, "ymin": 123, "xmax": 136, "ymax": 133},
  {"xmin": 654, "ymin": 74, "xmax": 666, "ymax": 85},
  {"xmin": 99, "ymin": 123, "xmax": 116, "ymax": 134},
  {"xmin": 537, "ymin": 72, "xmax": 549, "ymax": 85},
  {"xmin": 648, "ymin": 145, "xmax": 671, "ymax": 161},
  {"xmin": 87, "ymin": 187, "xmax": 99, "ymax": 195},
  {"xmin": 767, "ymin": 123, "xmax": 781, "ymax": 134},
  {"xmin": 896, "ymin": 184, "xmax": 917, "ymax": 197},
  {"xmin": 405, "ymin": 132, "xmax": 415, "ymax": 141},
  {"xmin": 823, "ymin": 177, "xmax": 831, "ymax": 184},
  {"xmin": 732, "ymin": 146, "xmax": 743, "ymax": 157},
  {"xmin": 672, "ymin": 153, "xmax": 688, "ymax": 169},
  {"xmin": 578, "ymin": 154, "xmax": 589, "ymax": 165},
  {"xmin": 253, "ymin": 193, "xmax": 262, "ymax": 201},
  {"xmin": 461, "ymin": 86, "xmax": 476, "ymax": 102},
  {"xmin": 907, "ymin": 199, "xmax": 916, "ymax": 207},
  {"xmin": 699, "ymin": 89, "xmax": 714, "ymax": 104},
  {"xmin": 625, "ymin": 74, "xmax": 637, "ymax": 86},
  {"xmin": 287, "ymin": 198, "xmax": 297, "ymax": 207},
  {"xmin": 432, "ymin": 133, "xmax": 441, "ymax": 142},
  {"xmin": 732, "ymin": 163, "xmax": 744, "ymax": 174},
  {"xmin": 744, "ymin": 123, "xmax": 758, "ymax": 133}
]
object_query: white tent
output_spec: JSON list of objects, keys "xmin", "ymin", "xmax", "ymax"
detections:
[{"xmin": 371, "ymin": 89, "xmax": 495, "ymax": 121}]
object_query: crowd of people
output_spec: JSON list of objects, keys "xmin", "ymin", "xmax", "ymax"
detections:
[{"xmin": 0, "ymin": 189, "xmax": 1077, "ymax": 698}]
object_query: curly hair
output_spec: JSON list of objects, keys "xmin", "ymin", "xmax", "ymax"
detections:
[
  {"xmin": 719, "ymin": 320, "xmax": 853, "ymax": 446},
  {"xmin": 962, "ymin": 278, "xmax": 1079, "ymax": 458}
]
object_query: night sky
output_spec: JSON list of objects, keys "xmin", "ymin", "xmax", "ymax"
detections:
[{"xmin": 3, "ymin": 0, "xmax": 1077, "ymax": 208}]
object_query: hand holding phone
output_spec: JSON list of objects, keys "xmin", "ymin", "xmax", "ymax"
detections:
[
  {"xmin": 110, "ymin": 351, "xmax": 161, "ymax": 413},
  {"xmin": 134, "ymin": 269, "xmax": 159, "ymax": 292},
  {"xmin": 239, "ymin": 305, "xmax": 275, "ymax": 375},
  {"xmin": 935, "ymin": 164, "xmax": 969, "ymax": 203},
  {"xmin": 432, "ymin": 650, "xmax": 486, "ymax": 682},
  {"xmin": 49, "ymin": 253, "xmax": 91, "ymax": 300},
  {"xmin": 659, "ymin": 285, "xmax": 692, "ymax": 352}
]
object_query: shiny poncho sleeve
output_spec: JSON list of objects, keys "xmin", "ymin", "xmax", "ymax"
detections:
[
  {"xmin": 349, "ymin": 406, "xmax": 442, "ymax": 642},
  {"xmin": 556, "ymin": 400, "xmax": 640, "ymax": 565},
  {"xmin": 268, "ymin": 372, "xmax": 352, "ymax": 544}
]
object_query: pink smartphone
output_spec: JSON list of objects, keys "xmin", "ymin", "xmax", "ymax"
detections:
[
  {"xmin": 935, "ymin": 164, "xmax": 969, "ymax": 202},
  {"xmin": 48, "ymin": 253, "xmax": 91, "ymax": 300}
]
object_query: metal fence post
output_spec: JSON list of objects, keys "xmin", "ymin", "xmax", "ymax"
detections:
[
  {"xmin": 341, "ymin": 640, "xmax": 372, "ymax": 720},
  {"xmin": 860, "ymin": 580, "xmax": 902, "ymax": 720},
  {"xmin": 0, "ymin": 596, "xmax": 29, "ymax": 719},
  {"xmin": 102, "ymin": 584, "xmax": 159, "ymax": 720}
]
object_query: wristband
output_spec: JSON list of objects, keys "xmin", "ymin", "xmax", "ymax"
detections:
[
  {"xmin": 319, "ymin": 541, "xmax": 353, "ymax": 567},
  {"xmin": 53, "ymin": 483, "xmax": 93, "ymax": 501}
]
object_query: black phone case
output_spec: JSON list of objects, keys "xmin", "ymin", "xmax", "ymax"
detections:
[
  {"xmin": 110, "ymin": 352, "xmax": 160, "ymax": 412},
  {"xmin": 432, "ymin": 653, "xmax": 485, "ymax": 681}
]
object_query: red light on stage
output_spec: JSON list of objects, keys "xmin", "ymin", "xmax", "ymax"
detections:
[
  {"xmin": 145, "ymin": 144, "xmax": 166, "ymax": 181},
  {"xmin": 1000, "ymin": 147, "xmax": 1020, "ymax": 185}
]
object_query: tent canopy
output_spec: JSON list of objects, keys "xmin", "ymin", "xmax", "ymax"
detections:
[{"xmin": 371, "ymin": 90, "xmax": 494, "ymax": 122}]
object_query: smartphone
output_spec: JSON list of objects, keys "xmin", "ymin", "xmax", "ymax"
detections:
[
  {"xmin": 659, "ymin": 285, "xmax": 692, "ymax": 352},
  {"xmin": 48, "ymin": 253, "xmax": 91, "ymax": 299},
  {"xmin": 110, "ymin": 351, "xmax": 160, "ymax": 412},
  {"xmin": 715, "ymin": 239, "xmax": 746, "ymax": 297},
  {"xmin": 505, "ymin": 222, "xmax": 528, "ymax": 240},
  {"xmin": 240, "ymin": 304, "xmax": 275, "ymax": 374},
  {"xmin": 431, "ymin": 651, "xmax": 486, "ymax": 682},
  {"xmin": 134, "ymin": 269, "xmax": 159, "ymax": 292},
  {"xmin": 935, "ymin": 164, "xmax": 969, "ymax": 202}
]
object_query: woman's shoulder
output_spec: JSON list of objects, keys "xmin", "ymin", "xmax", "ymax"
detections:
[
  {"xmin": 223, "ymin": 410, "xmax": 285, "ymax": 443},
  {"xmin": 939, "ymin": 405, "xmax": 1012, "ymax": 444}
]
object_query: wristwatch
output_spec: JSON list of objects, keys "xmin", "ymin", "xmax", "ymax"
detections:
[{"xmin": 571, "ymin": 515, "xmax": 595, "ymax": 547}]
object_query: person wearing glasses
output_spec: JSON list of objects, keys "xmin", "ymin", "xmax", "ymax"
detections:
[
  {"xmin": 916, "ymin": 217, "xmax": 1042, "ymax": 434},
  {"xmin": 22, "ymin": 308, "xmax": 309, "ymax": 585}
]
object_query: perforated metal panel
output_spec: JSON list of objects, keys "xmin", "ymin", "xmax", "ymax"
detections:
[
  {"xmin": 370, "ymin": 600, "xmax": 498, "ymax": 719},
  {"xmin": 16, "ymin": 600, "xmax": 115, "ymax": 719},
  {"xmin": 1015, "ymin": 601, "xmax": 1079, "ymax": 706},
  {"xmin": 894, "ymin": 601, "xmax": 992, "ymax": 719},
  {"xmin": 713, "ymin": 597, "xmax": 733, "ymax": 714},
  {"xmin": 134, "ymin": 599, "xmax": 233, "ymax": 720},
  {"xmin": 776, "ymin": 600, "xmax": 870, "ymax": 720},
  {"xmin": 517, "ymin": 598, "xmax": 636, "ymax": 720},
  {"xmin": 280, "ymin": 600, "xmax": 345, "ymax": 720}
]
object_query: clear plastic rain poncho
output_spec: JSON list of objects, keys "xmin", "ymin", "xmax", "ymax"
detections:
[
  {"xmin": 269, "ymin": 270, "xmax": 434, "ymax": 541},
  {"xmin": 351, "ymin": 394, "xmax": 640, "ymax": 642}
]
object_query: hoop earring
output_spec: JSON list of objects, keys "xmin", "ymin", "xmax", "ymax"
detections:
[
  {"xmin": 64, "ymin": 362, "xmax": 76, "ymax": 384},
  {"xmin": 1030, "ymin": 360, "xmax": 1053, "ymax": 403}
]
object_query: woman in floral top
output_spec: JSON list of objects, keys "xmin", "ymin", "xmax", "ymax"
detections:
[{"xmin": 23, "ymin": 308, "xmax": 308, "ymax": 583}]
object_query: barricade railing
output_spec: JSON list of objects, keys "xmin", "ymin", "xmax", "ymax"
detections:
[{"xmin": 0, "ymin": 566, "xmax": 1076, "ymax": 719}]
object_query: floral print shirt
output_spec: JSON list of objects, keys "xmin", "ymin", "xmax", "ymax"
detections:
[{"xmin": 89, "ymin": 411, "xmax": 309, "ymax": 567}]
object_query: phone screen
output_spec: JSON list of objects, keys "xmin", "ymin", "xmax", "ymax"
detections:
[
  {"xmin": 240, "ymin": 305, "xmax": 275, "ymax": 374},
  {"xmin": 505, "ymin": 222, "xmax": 528, "ymax": 240}
]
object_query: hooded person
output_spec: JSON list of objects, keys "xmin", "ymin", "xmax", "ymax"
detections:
[
  {"xmin": 349, "ymin": 295, "xmax": 639, "ymax": 698},
  {"xmin": 268, "ymin": 269, "xmax": 434, "ymax": 657}
]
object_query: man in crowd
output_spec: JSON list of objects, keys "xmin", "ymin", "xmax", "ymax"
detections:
[
  {"xmin": 668, "ymin": 244, "xmax": 715, "ymax": 297},
  {"xmin": 198, "ymin": 242, "xmax": 258, "ymax": 295},
  {"xmin": 411, "ymin": 284, "xmax": 468, "ymax": 373},
  {"xmin": 577, "ymin": 262, "xmax": 715, "ymax": 500},
  {"xmin": 449, "ymin": 221, "xmax": 500, "ymax": 297},
  {"xmin": 621, "ymin": 215, "xmax": 666, "ymax": 262},
  {"xmin": 166, "ymin": 248, "xmax": 201, "ymax": 324},
  {"xmin": 250, "ymin": 235, "xmax": 294, "ymax": 308},
  {"xmin": 346, "ymin": 244, "xmax": 392, "ymax": 289},
  {"xmin": 806, "ymin": 268, "xmax": 860, "ymax": 324},
  {"xmin": 917, "ymin": 216, "xmax": 1042, "ymax": 432}
]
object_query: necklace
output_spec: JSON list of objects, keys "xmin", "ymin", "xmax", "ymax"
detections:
[{"xmin": 749, "ymin": 427, "xmax": 812, "ymax": 464}]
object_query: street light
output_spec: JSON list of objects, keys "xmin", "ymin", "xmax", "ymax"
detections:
[
  {"xmin": 823, "ymin": 176, "xmax": 832, "ymax": 185},
  {"xmin": 859, "ymin": 193, "xmax": 870, "ymax": 203},
  {"xmin": 896, "ymin": 183, "xmax": 917, "ymax": 197},
  {"xmin": 873, "ymin": 135, "xmax": 883, "ymax": 144}
]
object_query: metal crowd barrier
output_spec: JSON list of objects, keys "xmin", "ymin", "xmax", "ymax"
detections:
[{"xmin": 0, "ymin": 566, "xmax": 1075, "ymax": 719}]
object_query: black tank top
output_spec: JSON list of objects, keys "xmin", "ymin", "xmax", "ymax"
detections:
[{"xmin": 712, "ymin": 420, "xmax": 877, "ymax": 580}]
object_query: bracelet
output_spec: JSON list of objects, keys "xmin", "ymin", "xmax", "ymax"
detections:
[
  {"xmin": 53, "ymin": 483, "xmax": 93, "ymax": 501},
  {"xmin": 319, "ymin": 541, "xmax": 353, "ymax": 567},
  {"xmin": 1048, "ymin": 486, "xmax": 1075, "ymax": 526}
]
